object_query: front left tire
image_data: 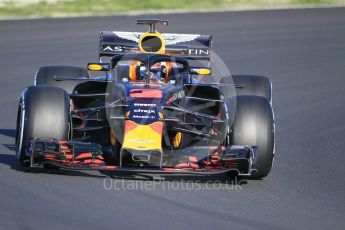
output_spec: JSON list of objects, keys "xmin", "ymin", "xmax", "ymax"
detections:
[{"xmin": 16, "ymin": 86, "xmax": 70, "ymax": 166}]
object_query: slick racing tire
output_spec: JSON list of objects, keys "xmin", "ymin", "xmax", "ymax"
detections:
[
  {"xmin": 220, "ymin": 75, "xmax": 272, "ymax": 103},
  {"xmin": 35, "ymin": 66, "xmax": 89, "ymax": 94},
  {"xmin": 227, "ymin": 95, "xmax": 275, "ymax": 179},
  {"xmin": 15, "ymin": 86, "xmax": 70, "ymax": 166}
]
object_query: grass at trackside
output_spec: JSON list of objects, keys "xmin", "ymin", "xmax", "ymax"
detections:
[{"xmin": 0, "ymin": 0, "xmax": 344, "ymax": 18}]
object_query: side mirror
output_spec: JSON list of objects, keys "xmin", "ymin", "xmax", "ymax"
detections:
[
  {"xmin": 189, "ymin": 67, "xmax": 211, "ymax": 75},
  {"xmin": 87, "ymin": 63, "xmax": 110, "ymax": 71}
]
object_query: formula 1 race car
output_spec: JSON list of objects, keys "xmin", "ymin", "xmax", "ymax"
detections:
[{"xmin": 15, "ymin": 19, "xmax": 275, "ymax": 179}]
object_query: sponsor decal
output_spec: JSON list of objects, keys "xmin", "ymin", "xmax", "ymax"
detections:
[
  {"xmin": 166, "ymin": 90, "xmax": 185, "ymax": 104},
  {"xmin": 102, "ymin": 45, "xmax": 209, "ymax": 56},
  {"xmin": 113, "ymin": 31, "xmax": 141, "ymax": 42},
  {"xmin": 104, "ymin": 32, "xmax": 209, "ymax": 56},
  {"xmin": 101, "ymin": 45, "xmax": 125, "ymax": 53},
  {"xmin": 163, "ymin": 34, "xmax": 200, "ymax": 45},
  {"xmin": 188, "ymin": 48, "xmax": 210, "ymax": 56},
  {"xmin": 133, "ymin": 103, "xmax": 156, "ymax": 107},
  {"xmin": 129, "ymin": 139, "xmax": 155, "ymax": 143},
  {"xmin": 129, "ymin": 102, "xmax": 159, "ymax": 124},
  {"xmin": 112, "ymin": 31, "xmax": 200, "ymax": 45},
  {"xmin": 133, "ymin": 109, "xmax": 155, "ymax": 114},
  {"xmin": 133, "ymin": 115, "xmax": 156, "ymax": 119}
]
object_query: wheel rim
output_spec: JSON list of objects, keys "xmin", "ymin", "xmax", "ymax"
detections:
[{"xmin": 16, "ymin": 102, "xmax": 25, "ymax": 160}]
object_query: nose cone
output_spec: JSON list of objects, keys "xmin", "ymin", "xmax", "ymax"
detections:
[
  {"xmin": 122, "ymin": 120, "xmax": 163, "ymax": 151},
  {"xmin": 121, "ymin": 120, "xmax": 163, "ymax": 167},
  {"xmin": 121, "ymin": 95, "xmax": 164, "ymax": 167}
]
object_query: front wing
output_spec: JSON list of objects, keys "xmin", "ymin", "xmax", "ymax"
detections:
[{"xmin": 25, "ymin": 138, "xmax": 257, "ymax": 176}]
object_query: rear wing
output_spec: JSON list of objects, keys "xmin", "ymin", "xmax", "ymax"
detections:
[{"xmin": 99, "ymin": 31, "xmax": 212, "ymax": 62}]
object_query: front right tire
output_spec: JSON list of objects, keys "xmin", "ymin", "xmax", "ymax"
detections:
[{"xmin": 227, "ymin": 95, "xmax": 275, "ymax": 179}]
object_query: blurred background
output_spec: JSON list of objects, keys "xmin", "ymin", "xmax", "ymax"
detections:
[{"xmin": 0, "ymin": 0, "xmax": 344, "ymax": 18}]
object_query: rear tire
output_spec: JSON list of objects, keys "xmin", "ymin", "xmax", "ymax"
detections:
[
  {"xmin": 227, "ymin": 95, "xmax": 275, "ymax": 179},
  {"xmin": 35, "ymin": 66, "xmax": 88, "ymax": 94},
  {"xmin": 15, "ymin": 86, "xmax": 70, "ymax": 166},
  {"xmin": 220, "ymin": 75, "xmax": 272, "ymax": 102}
]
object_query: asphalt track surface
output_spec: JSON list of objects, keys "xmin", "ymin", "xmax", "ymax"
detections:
[{"xmin": 0, "ymin": 7, "xmax": 345, "ymax": 230}]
